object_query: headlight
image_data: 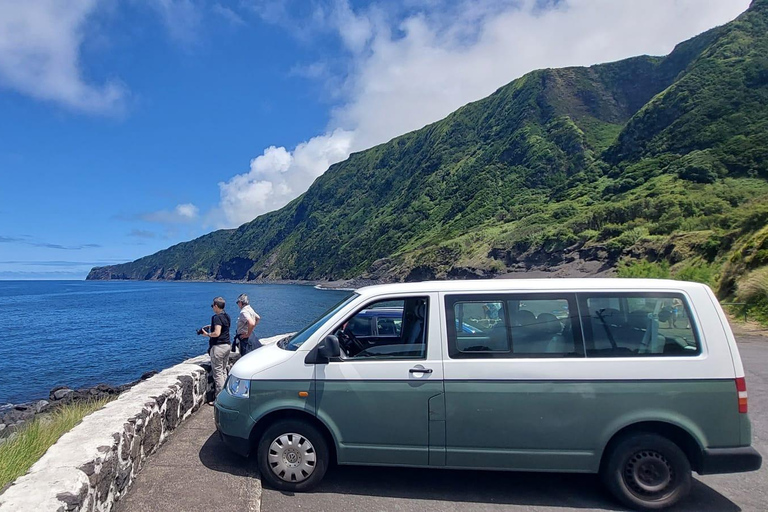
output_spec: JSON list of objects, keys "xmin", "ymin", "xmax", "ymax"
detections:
[{"xmin": 226, "ymin": 376, "xmax": 250, "ymax": 398}]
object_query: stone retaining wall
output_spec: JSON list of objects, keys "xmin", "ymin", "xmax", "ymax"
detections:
[
  {"xmin": 0, "ymin": 360, "xmax": 211, "ymax": 512},
  {"xmin": 0, "ymin": 334, "xmax": 286, "ymax": 512}
]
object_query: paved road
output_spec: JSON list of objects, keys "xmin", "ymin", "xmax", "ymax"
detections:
[{"xmin": 118, "ymin": 336, "xmax": 767, "ymax": 512}]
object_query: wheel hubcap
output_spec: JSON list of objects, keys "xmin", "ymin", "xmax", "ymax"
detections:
[
  {"xmin": 268, "ymin": 433, "xmax": 317, "ymax": 483},
  {"xmin": 624, "ymin": 449, "xmax": 674, "ymax": 496}
]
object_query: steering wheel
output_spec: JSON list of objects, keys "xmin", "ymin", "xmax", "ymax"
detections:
[{"xmin": 337, "ymin": 327, "xmax": 367, "ymax": 355}]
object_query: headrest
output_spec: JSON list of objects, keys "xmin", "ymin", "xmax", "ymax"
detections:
[
  {"xmin": 512, "ymin": 309, "xmax": 536, "ymax": 326},
  {"xmin": 415, "ymin": 302, "xmax": 426, "ymax": 320},
  {"xmin": 628, "ymin": 310, "xmax": 651, "ymax": 330},
  {"xmin": 536, "ymin": 313, "xmax": 562, "ymax": 335}
]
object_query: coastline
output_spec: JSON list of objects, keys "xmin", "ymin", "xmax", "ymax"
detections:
[{"xmin": 82, "ymin": 276, "xmax": 386, "ymax": 290}]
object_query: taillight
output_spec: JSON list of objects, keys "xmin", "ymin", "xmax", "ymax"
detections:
[{"xmin": 736, "ymin": 377, "xmax": 748, "ymax": 414}]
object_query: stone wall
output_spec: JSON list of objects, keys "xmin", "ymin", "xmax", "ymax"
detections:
[
  {"xmin": 1, "ymin": 373, "xmax": 158, "ymax": 447},
  {"xmin": 0, "ymin": 334, "xmax": 286, "ymax": 512},
  {"xmin": 0, "ymin": 360, "xmax": 211, "ymax": 512}
]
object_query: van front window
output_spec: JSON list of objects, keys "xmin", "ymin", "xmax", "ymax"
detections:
[{"xmin": 282, "ymin": 293, "xmax": 358, "ymax": 351}]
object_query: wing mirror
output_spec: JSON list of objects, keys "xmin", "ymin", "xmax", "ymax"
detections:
[
  {"xmin": 305, "ymin": 335, "xmax": 341, "ymax": 364},
  {"xmin": 319, "ymin": 335, "xmax": 341, "ymax": 359}
]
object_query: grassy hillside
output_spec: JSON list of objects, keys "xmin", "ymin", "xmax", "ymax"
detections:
[{"xmin": 89, "ymin": 0, "xmax": 768, "ymax": 317}]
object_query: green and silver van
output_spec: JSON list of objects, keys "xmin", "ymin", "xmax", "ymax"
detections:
[{"xmin": 214, "ymin": 279, "xmax": 762, "ymax": 511}]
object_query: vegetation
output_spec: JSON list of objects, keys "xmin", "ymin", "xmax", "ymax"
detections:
[
  {"xmin": 0, "ymin": 398, "xmax": 112, "ymax": 489},
  {"xmin": 89, "ymin": 0, "xmax": 768, "ymax": 320}
]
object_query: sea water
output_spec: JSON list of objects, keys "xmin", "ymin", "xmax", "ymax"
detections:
[{"xmin": 0, "ymin": 280, "xmax": 350, "ymax": 405}]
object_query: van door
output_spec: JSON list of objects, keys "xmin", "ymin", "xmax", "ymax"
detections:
[
  {"xmin": 442, "ymin": 292, "xmax": 592, "ymax": 472},
  {"xmin": 314, "ymin": 294, "xmax": 445, "ymax": 467}
]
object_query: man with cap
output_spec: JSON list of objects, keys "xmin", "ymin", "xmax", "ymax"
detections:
[{"xmin": 235, "ymin": 293, "xmax": 261, "ymax": 356}]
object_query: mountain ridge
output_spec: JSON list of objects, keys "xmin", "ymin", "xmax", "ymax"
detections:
[{"xmin": 89, "ymin": 1, "xmax": 768, "ymax": 303}]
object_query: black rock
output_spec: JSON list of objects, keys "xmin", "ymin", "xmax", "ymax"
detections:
[{"xmin": 52, "ymin": 388, "xmax": 74, "ymax": 401}]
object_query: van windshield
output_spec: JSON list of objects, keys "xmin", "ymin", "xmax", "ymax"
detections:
[{"xmin": 281, "ymin": 293, "xmax": 358, "ymax": 351}]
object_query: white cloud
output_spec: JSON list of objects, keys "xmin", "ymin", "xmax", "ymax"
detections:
[
  {"xmin": 142, "ymin": 203, "xmax": 200, "ymax": 224},
  {"xmin": 331, "ymin": 0, "xmax": 753, "ymax": 151},
  {"xmin": 212, "ymin": 3, "xmax": 246, "ymax": 26},
  {"xmin": 145, "ymin": 0, "xmax": 204, "ymax": 45},
  {"xmin": 215, "ymin": 0, "xmax": 751, "ymax": 227},
  {"xmin": 0, "ymin": 0, "xmax": 126, "ymax": 114},
  {"xmin": 216, "ymin": 130, "xmax": 353, "ymax": 227}
]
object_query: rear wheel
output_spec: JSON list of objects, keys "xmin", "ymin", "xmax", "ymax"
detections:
[
  {"xmin": 257, "ymin": 420, "xmax": 329, "ymax": 492},
  {"xmin": 601, "ymin": 433, "xmax": 692, "ymax": 511}
]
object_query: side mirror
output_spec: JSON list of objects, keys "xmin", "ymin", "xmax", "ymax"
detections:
[
  {"xmin": 319, "ymin": 335, "xmax": 341, "ymax": 359},
  {"xmin": 304, "ymin": 335, "xmax": 341, "ymax": 364}
]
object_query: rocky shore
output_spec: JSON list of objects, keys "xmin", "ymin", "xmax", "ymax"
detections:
[{"xmin": 0, "ymin": 371, "xmax": 159, "ymax": 446}]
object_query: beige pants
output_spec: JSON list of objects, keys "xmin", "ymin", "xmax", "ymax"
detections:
[{"xmin": 209, "ymin": 343, "xmax": 231, "ymax": 397}]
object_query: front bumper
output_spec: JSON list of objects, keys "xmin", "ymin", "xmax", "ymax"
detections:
[
  {"xmin": 698, "ymin": 446, "xmax": 762, "ymax": 475},
  {"xmin": 214, "ymin": 394, "xmax": 254, "ymax": 457}
]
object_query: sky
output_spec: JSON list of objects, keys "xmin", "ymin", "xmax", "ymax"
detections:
[{"xmin": 0, "ymin": 0, "xmax": 753, "ymax": 280}]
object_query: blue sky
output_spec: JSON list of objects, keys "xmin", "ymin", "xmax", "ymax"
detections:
[{"xmin": 0, "ymin": 0, "xmax": 752, "ymax": 279}]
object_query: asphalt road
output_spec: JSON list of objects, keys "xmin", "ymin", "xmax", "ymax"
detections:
[{"xmin": 260, "ymin": 335, "xmax": 768, "ymax": 512}]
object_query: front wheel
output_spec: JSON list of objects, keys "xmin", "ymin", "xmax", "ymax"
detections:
[
  {"xmin": 257, "ymin": 420, "xmax": 329, "ymax": 492},
  {"xmin": 601, "ymin": 433, "xmax": 692, "ymax": 511}
]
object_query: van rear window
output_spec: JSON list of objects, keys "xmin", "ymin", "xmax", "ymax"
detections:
[{"xmin": 581, "ymin": 293, "xmax": 700, "ymax": 357}]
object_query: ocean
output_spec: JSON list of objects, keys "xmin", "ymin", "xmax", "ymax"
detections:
[{"xmin": 0, "ymin": 280, "xmax": 351, "ymax": 405}]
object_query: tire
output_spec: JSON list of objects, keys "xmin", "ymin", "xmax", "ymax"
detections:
[
  {"xmin": 601, "ymin": 433, "xmax": 692, "ymax": 511},
  {"xmin": 256, "ymin": 420, "xmax": 329, "ymax": 492}
]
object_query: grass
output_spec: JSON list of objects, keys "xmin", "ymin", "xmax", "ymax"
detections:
[{"xmin": 0, "ymin": 398, "xmax": 113, "ymax": 490}]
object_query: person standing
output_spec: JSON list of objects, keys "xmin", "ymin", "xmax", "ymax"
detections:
[
  {"xmin": 200, "ymin": 296, "xmax": 231, "ymax": 404},
  {"xmin": 235, "ymin": 293, "xmax": 261, "ymax": 356}
]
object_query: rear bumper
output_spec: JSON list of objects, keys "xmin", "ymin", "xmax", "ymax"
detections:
[{"xmin": 699, "ymin": 446, "xmax": 762, "ymax": 475}]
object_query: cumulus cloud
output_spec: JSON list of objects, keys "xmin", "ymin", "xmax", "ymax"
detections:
[
  {"xmin": 330, "ymin": 0, "xmax": 752, "ymax": 151},
  {"xmin": 216, "ymin": 129, "xmax": 353, "ymax": 227},
  {"xmin": 0, "ymin": 0, "xmax": 126, "ymax": 114},
  {"xmin": 215, "ymin": 0, "xmax": 750, "ymax": 227},
  {"xmin": 141, "ymin": 203, "xmax": 200, "ymax": 224}
]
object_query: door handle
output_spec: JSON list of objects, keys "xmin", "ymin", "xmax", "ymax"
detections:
[{"xmin": 409, "ymin": 366, "xmax": 433, "ymax": 374}]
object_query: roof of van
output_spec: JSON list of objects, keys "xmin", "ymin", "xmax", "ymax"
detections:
[{"xmin": 354, "ymin": 278, "xmax": 710, "ymax": 296}]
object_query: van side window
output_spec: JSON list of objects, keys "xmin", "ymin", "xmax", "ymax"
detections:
[
  {"xmin": 446, "ymin": 294, "xmax": 582, "ymax": 358},
  {"xmin": 580, "ymin": 293, "xmax": 700, "ymax": 357},
  {"xmin": 332, "ymin": 297, "xmax": 428, "ymax": 360}
]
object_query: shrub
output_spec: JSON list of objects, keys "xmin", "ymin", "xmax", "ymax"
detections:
[
  {"xmin": 617, "ymin": 259, "xmax": 671, "ymax": 278},
  {"xmin": 674, "ymin": 263, "xmax": 718, "ymax": 286},
  {"xmin": 736, "ymin": 266, "xmax": 768, "ymax": 303},
  {"xmin": 671, "ymin": 150, "xmax": 727, "ymax": 184}
]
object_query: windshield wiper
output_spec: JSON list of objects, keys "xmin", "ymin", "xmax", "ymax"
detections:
[{"xmin": 278, "ymin": 334, "xmax": 297, "ymax": 351}]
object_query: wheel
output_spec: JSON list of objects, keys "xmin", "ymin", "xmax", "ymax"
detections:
[
  {"xmin": 257, "ymin": 420, "xmax": 329, "ymax": 491},
  {"xmin": 601, "ymin": 433, "xmax": 692, "ymax": 511}
]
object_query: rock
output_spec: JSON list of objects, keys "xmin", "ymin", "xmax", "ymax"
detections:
[
  {"xmin": 163, "ymin": 396, "xmax": 180, "ymax": 430},
  {"xmin": 2, "ymin": 407, "xmax": 34, "ymax": 424},
  {"xmin": 35, "ymin": 400, "xmax": 50, "ymax": 413},
  {"xmin": 52, "ymin": 388, "xmax": 74, "ymax": 401},
  {"xmin": 142, "ymin": 413, "xmax": 162, "ymax": 454},
  {"xmin": 57, "ymin": 484, "xmax": 88, "ymax": 512},
  {"xmin": 140, "ymin": 370, "xmax": 158, "ymax": 381},
  {"xmin": 0, "ymin": 423, "xmax": 5, "ymax": 432}
]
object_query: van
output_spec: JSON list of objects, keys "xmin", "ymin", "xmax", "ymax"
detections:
[{"xmin": 214, "ymin": 279, "xmax": 762, "ymax": 510}]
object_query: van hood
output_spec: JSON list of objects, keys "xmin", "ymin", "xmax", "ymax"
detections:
[{"xmin": 229, "ymin": 340, "xmax": 296, "ymax": 380}]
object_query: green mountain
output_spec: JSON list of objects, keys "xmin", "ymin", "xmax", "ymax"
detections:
[{"xmin": 89, "ymin": 0, "xmax": 768, "ymax": 306}]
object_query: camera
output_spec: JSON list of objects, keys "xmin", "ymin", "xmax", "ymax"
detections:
[{"xmin": 196, "ymin": 328, "xmax": 205, "ymax": 335}]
